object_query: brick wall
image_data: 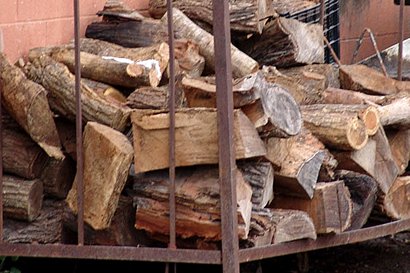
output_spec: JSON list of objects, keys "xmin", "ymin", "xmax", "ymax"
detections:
[{"xmin": 0, "ymin": 0, "xmax": 149, "ymax": 62}]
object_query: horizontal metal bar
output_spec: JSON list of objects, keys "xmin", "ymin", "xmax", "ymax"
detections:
[
  {"xmin": 239, "ymin": 218, "xmax": 410, "ymax": 263},
  {"xmin": 0, "ymin": 245, "xmax": 221, "ymax": 264}
]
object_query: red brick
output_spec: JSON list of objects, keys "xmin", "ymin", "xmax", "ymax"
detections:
[
  {"xmin": 45, "ymin": 18, "xmax": 74, "ymax": 47},
  {"xmin": 0, "ymin": 0, "xmax": 18, "ymax": 24}
]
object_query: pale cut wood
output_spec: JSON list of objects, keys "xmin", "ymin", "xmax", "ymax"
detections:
[
  {"xmin": 162, "ymin": 8, "xmax": 259, "ymax": 78},
  {"xmin": 301, "ymin": 106, "xmax": 368, "ymax": 150},
  {"xmin": 387, "ymin": 129, "xmax": 410, "ymax": 175},
  {"xmin": 238, "ymin": 161, "xmax": 274, "ymax": 209},
  {"xmin": 0, "ymin": 53, "xmax": 63, "ymax": 159},
  {"xmin": 377, "ymin": 96, "xmax": 410, "ymax": 128},
  {"xmin": 24, "ymin": 55, "xmax": 130, "ymax": 132},
  {"xmin": 174, "ymin": 39, "xmax": 205, "ymax": 78},
  {"xmin": 66, "ymin": 122, "xmax": 134, "ymax": 230},
  {"xmin": 41, "ymin": 156, "xmax": 75, "ymax": 199},
  {"xmin": 132, "ymin": 167, "xmax": 252, "ymax": 240},
  {"xmin": 150, "ymin": 0, "xmax": 272, "ymax": 34},
  {"xmin": 3, "ymin": 176, "xmax": 43, "ymax": 222},
  {"xmin": 82, "ymin": 78, "xmax": 127, "ymax": 104},
  {"xmin": 131, "ymin": 108, "xmax": 266, "ymax": 173},
  {"xmin": 265, "ymin": 128, "xmax": 325, "ymax": 199},
  {"xmin": 322, "ymin": 87, "xmax": 384, "ymax": 105},
  {"xmin": 270, "ymin": 181, "xmax": 353, "ymax": 234},
  {"xmin": 240, "ymin": 17, "xmax": 324, "ymax": 67},
  {"xmin": 378, "ymin": 176, "xmax": 410, "ymax": 220}
]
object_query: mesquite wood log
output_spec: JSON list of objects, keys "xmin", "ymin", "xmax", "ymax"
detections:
[
  {"xmin": 0, "ymin": 53, "xmax": 63, "ymax": 159},
  {"xmin": 378, "ymin": 176, "xmax": 410, "ymax": 220},
  {"xmin": 24, "ymin": 55, "xmax": 130, "ymax": 132},
  {"xmin": 322, "ymin": 87, "xmax": 384, "ymax": 105},
  {"xmin": 82, "ymin": 78, "xmax": 127, "ymax": 104},
  {"xmin": 335, "ymin": 170, "xmax": 378, "ymax": 230},
  {"xmin": 3, "ymin": 175, "xmax": 43, "ymax": 222},
  {"xmin": 387, "ymin": 129, "xmax": 410, "ymax": 175},
  {"xmin": 66, "ymin": 122, "xmax": 134, "ymax": 230},
  {"xmin": 238, "ymin": 161, "xmax": 274, "ymax": 209},
  {"xmin": 126, "ymin": 85, "xmax": 185, "ymax": 110},
  {"xmin": 239, "ymin": 17, "xmax": 324, "ymax": 67},
  {"xmin": 265, "ymin": 128, "xmax": 325, "ymax": 199},
  {"xmin": 162, "ymin": 8, "xmax": 259, "ymax": 78},
  {"xmin": 132, "ymin": 167, "xmax": 253, "ymax": 240},
  {"xmin": 131, "ymin": 108, "xmax": 266, "ymax": 173},
  {"xmin": 377, "ymin": 96, "xmax": 410, "ymax": 128},
  {"xmin": 301, "ymin": 106, "xmax": 368, "ymax": 150},
  {"xmin": 270, "ymin": 181, "xmax": 353, "ymax": 234},
  {"xmin": 41, "ymin": 156, "xmax": 76, "ymax": 199}
]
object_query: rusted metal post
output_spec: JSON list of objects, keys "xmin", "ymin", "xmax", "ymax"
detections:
[
  {"xmin": 74, "ymin": 0, "xmax": 84, "ymax": 246},
  {"xmin": 0, "ymin": 78, "xmax": 3, "ymax": 243},
  {"xmin": 320, "ymin": 0, "xmax": 326, "ymax": 25},
  {"xmin": 212, "ymin": 0, "xmax": 240, "ymax": 273},
  {"xmin": 398, "ymin": 0, "xmax": 405, "ymax": 80}
]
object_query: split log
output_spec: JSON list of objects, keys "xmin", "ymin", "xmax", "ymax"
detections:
[
  {"xmin": 242, "ymin": 208, "xmax": 316, "ymax": 248},
  {"xmin": 238, "ymin": 161, "xmax": 274, "ymax": 209},
  {"xmin": 131, "ymin": 108, "xmax": 266, "ymax": 173},
  {"xmin": 41, "ymin": 156, "xmax": 76, "ymax": 199},
  {"xmin": 66, "ymin": 122, "xmax": 134, "ymax": 230},
  {"xmin": 377, "ymin": 176, "xmax": 410, "ymax": 220},
  {"xmin": 335, "ymin": 170, "xmax": 378, "ymax": 230},
  {"xmin": 239, "ymin": 17, "xmax": 324, "ymax": 67},
  {"xmin": 132, "ymin": 167, "xmax": 253, "ymax": 240},
  {"xmin": 301, "ymin": 106, "xmax": 368, "ymax": 150},
  {"xmin": 0, "ymin": 53, "xmax": 63, "ymax": 159},
  {"xmin": 162, "ymin": 8, "xmax": 259, "ymax": 78},
  {"xmin": 174, "ymin": 39, "xmax": 205, "ymax": 78},
  {"xmin": 270, "ymin": 181, "xmax": 353, "ymax": 234},
  {"xmin": 387, "ymin": 129, "xmax": 410, "ymax": 175},
  {"xmin": 265, "ymin": 128, "xmax": 325, "ymax": 199},
  {"xmin": 150, "ymin": 0, "xmax": 273, "ymax": 34},
  {"xmin": 4, "ymin": 200, "xmax": 66, "ymax": 244},
  {"xmin": 377, "ymin": 96, "xmax": 410, "ymax": 128},
  {"xmin": 55, "ymin": 118, "xmax": 77, "ymax": 161},
  {"xmin": 3, "ymin": 175, "xmax": 43, "ymax": 222},
  {"xmin": 24, "ymin": 55, "xmax": 130, "ymax": 132},
  {"xmin": 322, "ymin": 87, "xmax": 384, "ymax": 105},
  {"xmin": 301, "ymin": 104, "xmax": 380, "ymax": 136},
  {"xmin": 82, "ymin": 78, "xmax": 126, "ymax": 104}
]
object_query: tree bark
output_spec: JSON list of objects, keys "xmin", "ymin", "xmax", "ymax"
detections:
[
  {"xmin": 24, "ymin": 55, "xmax": 130, "ymax": 132},
  {"xmin": 82, "ymin": 78, "xmax": 127, "ymax": 104},
  {"xmin": 377, "ymin": 176, "xmax": 410, "ymax": 220},
  {"xmin": 270, "ymin": 181, "xmax": 353, "ymax": 234},
  {"xmin": 377, "ymin": 96, "xmax": 410, "ymax": 129},
  {"xmin": 55, "ymin": 118, "xmax": 77, "ymax": 161},
  {"xmin": 126, "ymin": 85, "xmax": 185, "ymax": 110},
  {"xmin": 162, "ymin": 8, "xmax": 259, "ymax": 78},
  {"xmin": 66, "ymin": 122, "xmax": 134, "ymax": 230},
  {"xmin": 173, "ymin": 39, "xmax": 205, "ymax": 78},
  {"xmin": 322, "ymin": 87, "xmax": 384, "ymax": 105},
  {"xmin": 387, "ymin": 129, "xmax": 410, "ymax": 175},
  {"xmin": 41, "ymin": 156, "xmax": 76, "ymax": 199},
  {"xmin": 0, "ymin": 53, "xmax": 63, "ymax": 159},
  {"xmin": 131, "ymin": 108, "xmax": 266, "ymax": 173},
  {"xmin": 3, "ymin": 175, "xmax": 43, "ymax": 222}
]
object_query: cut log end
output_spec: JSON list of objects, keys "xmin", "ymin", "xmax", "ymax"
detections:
[
  {"xmin": 347, "ymin": 118, "xmax": 369, "ymax": 150},
  {"xmin": 361, "ymin": 106, "xmax": 380, "ymax": 136}
]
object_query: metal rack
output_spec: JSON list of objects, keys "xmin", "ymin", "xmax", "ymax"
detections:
[{"xmin": 0, "ymin": 0, "xmax": 409, "ymax": 273}]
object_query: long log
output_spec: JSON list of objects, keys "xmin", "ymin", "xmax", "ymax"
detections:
[
  {"xmin": 322, "ymin": 87, "xmax": 384, "ymax": 105},
  {"xmin": 377, "ymin": 96, "xmax": 410, "ymax": 128},
  {"xmin": 132, "ymin": 167, "xmax": 253, "ymax": 240},
  {"xmin": 387, "ymin": 129, "xmax": 410, "ymax": 175},
  {"xmin": 239, "ymin": 17, "xmax": 324, "ymax": 67},
  {"xmin": 66, "ymin": 122, "xmax": 134, "ymax": 230},
  {"xmin": 265, "ymin": 128, "xmax": 325, "ymax": 199},
  {"xmin": 0, "ymin": 53, "xmax": 63, "ymax": 159},
  {"xmin": 131, "ymin": 108, "xmax": 266, "ymax": 173},
  {"xmin": 24, "ymin": 55, "xmax": 130, "ymax": 132},
  {"xmin": 150, "ymin": 0, "xmax": 272, "ymax": 34},
  {"xmin": 3, "ymin": 175, "xmax": 43, "ymax": 222},
  {"xmin": 270, "ymin": 181, "xmax": 353, "ymax": 234},
  {"xmin": 377, "ymin": 176, "xmax": 410, "ymax": 220},
  {"xmin": 162, "ymin": 8, "xmax": 259, "ymax": 78},
  {"xmin": 41, "ymin": 156, "xmax": 75, "ymax": 199},
  {"xmin": 174, "ymin": 39, "xmax": 205, "ymax": 78}
]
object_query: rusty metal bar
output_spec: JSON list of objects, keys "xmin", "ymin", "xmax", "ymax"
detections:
[
  {"xmin": 239, "ymin": 218, "xmax": 410, "ymax": 263},
  {"xmin": 212, "ymin": 1, "xmax": 240, "ymax": 273},
  {"xmin": 74, "ymin": 0, "xmax": 84, "ymax": 246},
  {"xmin": 398, "ymin": 0, "xmax": 405, "ymax": 80},
  {"xmin": 323, "ymin": 36, "xmax": 342, "ymax": 66},
  {"xmin": 0, "ymin": 78, "xmax": 3, "ymax": 243},
  {"xmin": 319, "ymin": 0, "xmax": 326, "ymax": 25}
]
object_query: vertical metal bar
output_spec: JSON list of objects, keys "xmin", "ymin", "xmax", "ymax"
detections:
[
  {"xmin": 74, "ymin": 0, "xmax": 84, "ymax": 246},
  {"xmin": 0, "ymin": 79, "xmax": 3, "ymax": 243},
  {"xmin": 319, "ymin": 0, "xmax": 326, "ymax": 25},
  {"xmin": 212, "ymin": 1, "xmax": 240, "ymax": 273},
  {"xmin": 398, "ymin": 0, "xmax": 405, "ymax": 81},
  {"xmin": 323, "ymin": 36, "xmax": 341, "ymax": 66}
]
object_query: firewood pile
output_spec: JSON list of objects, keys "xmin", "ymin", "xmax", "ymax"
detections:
[{"xmin": 0, "ymin": 0, "xmax": 409, "ymax": 248}]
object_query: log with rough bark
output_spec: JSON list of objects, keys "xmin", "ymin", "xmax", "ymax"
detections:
[
  {"xmin": 150, "ymin": 0, "xmax": 273, "ymax": 34},
  {"xmin": 335, "ymin": 170, "xmax": 378, "ymax": 230},
  {"xmin": 66, "ymin": 122, "xmax": 134, "ymax": 230},
  {"xmin": 131, "ymin": 108, "xmax": 266, "ymax": 173},
  {"xmin": 4, "ymin": 200, "xmax": 66, "ymax": 244},
  {"xmin": 339, "ymin": 64, "xmax": 410, "ymax": 95},
  {"xmin": 377, "ymin": 96, "xmax": 410, "ymax": 129},
  {"xmin": 41, "ymin": 156, "xmax": 76, "ymax": 199},
  {"xmin": 301, "ymin": 104, "xmax": 380, "ymax": 136},
  {"xmin": 182, "ymin": 72, "xmax": 302, "ymax": 138},
  {"xmin": 239, "ymin": 17, "xmax": 324, "ymax": 67},
  {"xmin": 387, "ymin": 129, "xmax": 410, "ymax": 175},
  {"xmin": 0, "ymin": 53, "xmax": 63, "ymax": 159},
  {"xmin": 301, "ymin": 105, "xmax": 368, "ymax": 150},
  {"xmin": 238, "ymin": 161, "xmax": 274, "ymax": 209},
  {"xmin": 24, "ymin": 55, "xmax": 130, "ymax": 132},
  {"xmin": 242, "ymin": 208, "xmax": 316, "ymax": 248},
  {"xmin": 322, "ymin": 87, "xmax": 384, "ymax": 105},
  {"xmin": 126, "ymin": 85, "xmax": 185, "ymax": 110},
  {"xmin": 265, "ymin": 128, "xmax": 325, "ymax": 199},
  {"xmin": 82, "ymin": 78, "xmax": 127, "ymax": 104},
  {"xmin": 270, "ymin": 181, "xmax": 353, "ymax": 234},
  {"xmin": 162, "ymin": 8, "xmax": 259, "ymax": 78},
  {"xmin": 377, "ymin": 176, "xmax": 410, "ymax": 220},
  {"xmin": 3, "ymin": 175, "xmax": 43, "ymax": 222},
  {"xmin": 132, "ymin": 167, "xmax": 253, "ymax": 240}
]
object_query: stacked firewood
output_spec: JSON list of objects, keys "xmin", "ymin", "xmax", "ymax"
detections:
[{"xmin": 0, "ymin": 0, "xmax": 409, "ymax": 249}]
